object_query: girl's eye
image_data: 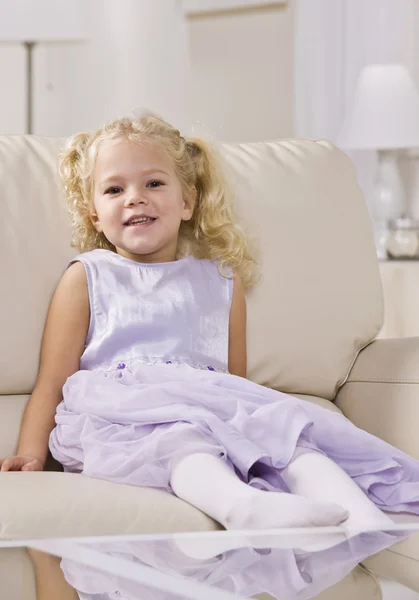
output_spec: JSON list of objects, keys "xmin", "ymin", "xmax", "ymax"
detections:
[
  {"xmin": 105, "ymin": 186, "xmax": 123, "ymax": 195},
  {"xmin": 147, "ymin": 180, "xmax": 164, "ymax": 188}
]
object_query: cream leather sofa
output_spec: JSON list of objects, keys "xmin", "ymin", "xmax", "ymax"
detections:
[{"xmin": 1, "ymin": 134, "xmax": 419, "ymax": 600}]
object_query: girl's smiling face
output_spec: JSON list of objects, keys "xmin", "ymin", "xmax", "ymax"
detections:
[{"xmin": 91, "ymin": 138, "xmax": 194, "ymax": 263}]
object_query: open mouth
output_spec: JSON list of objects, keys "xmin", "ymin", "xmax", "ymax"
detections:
[{"xmin": 124, "ymin": 216, "xmax": 157, "ymax": 227}]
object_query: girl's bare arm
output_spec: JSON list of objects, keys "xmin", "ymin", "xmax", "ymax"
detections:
[
  {"xmin": 228, "ymin": 274, "xmax": 247, "ymax": 378},
  {"xmin": 0, "ymin": 262, "xmax": 89, "ymax": 471}
]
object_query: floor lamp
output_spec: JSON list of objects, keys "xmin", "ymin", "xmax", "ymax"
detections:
[{"xmin": 0, "ymin": 0, "xmax": 85, "ymax": 134}]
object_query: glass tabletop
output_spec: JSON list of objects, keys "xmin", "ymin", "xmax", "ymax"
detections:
[{"xmin": 3, "ymin": 519, "xmax": 419, "ymax": 600}]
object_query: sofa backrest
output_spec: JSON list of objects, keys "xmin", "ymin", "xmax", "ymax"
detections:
[{"xmin": 0, "ymin": 136, "xmax": 383, "ymax": 400}]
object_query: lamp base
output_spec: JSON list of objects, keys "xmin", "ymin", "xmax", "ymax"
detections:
[
  {"xmin": 374, "ymin": 220, "xmax": 390, "ymax": 261},
  {"xmin": 373, "ymin": 150, "xmax": 406, "ymax": 260}
]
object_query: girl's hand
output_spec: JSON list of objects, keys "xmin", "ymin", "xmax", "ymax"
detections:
[{"xmin": 0, "ymin": 456, "xmax": 44, "ymax": 472}]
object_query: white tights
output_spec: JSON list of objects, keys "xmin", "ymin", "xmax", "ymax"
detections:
[{"xmin": 170, "ymin": 451, "xmax": 393, "ymax": 558}]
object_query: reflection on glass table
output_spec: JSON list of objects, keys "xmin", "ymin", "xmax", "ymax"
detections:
[{"xmin": 3, "ymin": 519, "xmax": 419, "ymax": 600}]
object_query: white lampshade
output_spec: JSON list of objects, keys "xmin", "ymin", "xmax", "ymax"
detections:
[
  {"xmin": 337, "ymin": 64, "xmax": 419, "ymax": 150},
  {"xmin": 0, "ymin": 0, "xmax": 85, "ymax": 42}
]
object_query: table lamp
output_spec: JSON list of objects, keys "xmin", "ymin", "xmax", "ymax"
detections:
[
  {"xmin": 337, "ymin": 64, "xmax": 419, "ymax": 259},
  {"xmin": 0, "ymin": 0, "xmax": 85, "ymax": 134}
]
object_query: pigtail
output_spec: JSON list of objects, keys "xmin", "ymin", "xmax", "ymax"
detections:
[
  {"xmin": 59, "ymin": 132, "xmax": 114, "ymax": 252},
  {"xmin": 184, "ymin": 137, "xmax": 257, "ymax": 288},
  {"xmin": 59, "ymin": 132, "xmax": 89, "ymax": 208}
]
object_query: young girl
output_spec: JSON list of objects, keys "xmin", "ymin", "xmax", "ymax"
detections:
[{"xmin": 2, "ymin": 112, "xmax": 419, "ymax": 599}]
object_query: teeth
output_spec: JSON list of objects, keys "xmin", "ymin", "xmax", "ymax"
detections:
[{"xmin": 128, "ymin": 217, "xmax": 154, "ymax": 225}]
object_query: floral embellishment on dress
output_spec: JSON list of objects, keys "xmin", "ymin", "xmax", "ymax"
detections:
[{"xmin": 107, "ymin": 359, "xmax": 227, "ymax": 373}]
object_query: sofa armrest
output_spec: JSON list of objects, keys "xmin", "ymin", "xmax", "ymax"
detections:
[{"xmin": 335, "ymin": 337, "xmax": 419, "ymax": 459}]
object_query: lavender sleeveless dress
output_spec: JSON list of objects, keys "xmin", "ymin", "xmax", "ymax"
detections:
[{"xmin": 49, "ymin": 249, "xmax": 419, "ymax": 599}]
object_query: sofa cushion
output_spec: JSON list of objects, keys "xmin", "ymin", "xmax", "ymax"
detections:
[
  {"xmin": 222, "ymin": 139, "xmax": 382, "ymax": 398},
  {"xmin": 0, "ymin": 136, "xmax": 75, "ymax": 396},
  {"xmin": 292, "ymin": 394, "xmax": 343, "ymax": 413},
  {"xmin": 257, "ymin": 566, "xmax": 381, "ymax": 599},
  {"xmin": 364, "ymin": 531, "xmax": 419, "ymax": 593},
  {"xmin": 0, "ymin": 472, "xmax": 220, "ymax": 540},
  {"xmin": 0, "ymin": 548, "xmax": 36, "ymax": 600},
  {"xmin": 0, "ymin": 395, "xmax": 29, "ymax": 457}
]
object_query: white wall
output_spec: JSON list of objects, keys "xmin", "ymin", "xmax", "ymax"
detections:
[
  {"xmin": 0, "ymin": 44, "xmax": 26, "ymax": 134},
  {"xmin": 0, "ymin": 1, "xmax": 295, "ymax": 142},
  {"xmin": 404, "ymin": 0, "xmax": 419, "ymax": 217},
  {"xmin": 2, "ymin": 0, "xmax": 419, "ymax": 151},
  {"xmin": 0, "ymin": 0, "xmax": 190, "ymax": 136},
  {"xmin": 188, "ymin": 2, "xmax": 295, "ymax": 142}
]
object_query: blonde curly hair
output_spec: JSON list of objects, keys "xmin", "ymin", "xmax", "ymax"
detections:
[{"xmin": 59, "ymin": 112, "xmax": 257, "ymax": 287}]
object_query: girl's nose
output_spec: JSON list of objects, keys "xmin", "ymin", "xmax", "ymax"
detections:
[{"xmin": 125, "ymin": 191, "xmax": 148, "ymax": 206}]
